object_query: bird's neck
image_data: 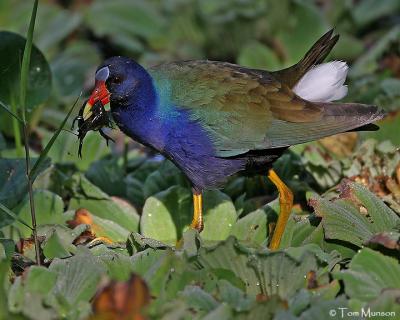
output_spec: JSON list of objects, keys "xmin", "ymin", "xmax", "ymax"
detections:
[{"xmin": 110, "ymin": 79, "xmax": 167, "ymax": 151}]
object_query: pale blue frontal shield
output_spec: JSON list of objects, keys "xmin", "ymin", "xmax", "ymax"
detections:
[{"xmin": 95, "ymin": 66, "xmax": 110, "ymax": 81}]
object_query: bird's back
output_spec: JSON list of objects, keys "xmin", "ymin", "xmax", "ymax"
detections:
[{"xmin": 149, "ymin": 59, "xmax": 384, "ymax": 159}]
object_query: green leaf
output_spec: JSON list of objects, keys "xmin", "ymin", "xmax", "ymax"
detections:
[
  {"xmin": 230, "ymin": 209, "xmax": 267, "ymax": 246},
  {"xmin": 201, "ymin": 190, "xmax": 237, "ymax": 242},
  {"xmin": 75, "ymin": 209, "xmax": 131, "ymax": 242},
  {"xmin": 249, "ymin": 252, "xmax": 318, "ymax": 300},
  {"xmin": 330, "ymin": 33, "xmax": 364, "ymax": 61},
  {"xmin": 141, "ymin": 187, "xmax": 236, "ymax": 245},
  {"xmin": 86, "ymin": 156, "xmax": 127, "ymax": 198},
  {"xmin": 0, "ymin": 157, "xmax": 50, "ymax": 225},
  {"xmin": 141, "ymin": 186, "xmax": 192, "ymax": 245},
  {"xmin": 0, "ymin": 133, "xmax": 5, "ymax": 151},
  {"xmin": 15, "ymin": 190, "xmax": 66, "ymax": 238},
  {"xmin": 143, "ymin": 160, "xmax": 189, "ymax": 198},
  {"xmin": 128, "ymin": 232, "xmax": 169, "ymax": 252},
  {"xmin": 277, "ymin": 2, "xmax": 327, "ymax": 65},
  {"xmin": 238, "ymin": 41, "xmax": 281, "ymax": 70},
  {"xmin": 125, "ymin": 174, "xmax": 146, "ymax": 208},
  {"xmin": 366, "ymin": 289, "xmax": 400, "ymax": 316},
  {"xmin": 84, "ymin": 0, "xmax": 165, "ymax": 53},
  {"xmin": 362, "ymin": 112, "xmax": 400, "ymax": 146},
  {"xmin": 68, "ymin": 174, "xmax": 140, "ymax": 233},
  {"xmin": 335, "ymin": 248, "xmax": 400, "ymax": 302},
  {"xmin": 0, "ymin": 246, "xmax": 11, "ymax": 319},
  {"xmin": 237, "ymin": 296, "xmax": 287, "ymax": 320},
  {"xmin": 38, "ymin": 224, "xmax": 88, "ymax": 246},
  {"xmin": 350, "ymin": 25, "xmax": 400, "ymax": 77},
  {"xmin": 30, "ymin": 96, "xmax": 78, "ymax": 180},
  {"xmin": 181, "ymin": 286, "xmax": 219, "ymax": 312},
  {"xmin": 353, "ymin": 0, "xmax": 400, "ymax": 27},
  {"xmin": 25, "ymin": 266, "xmax": 58, "ymax": 294},
  {"xmin": 293, "ymin": 295, "xmax": 349, "ymax": 320},
  {"xmin": 129, "ymin": 159, "xmax": 161, "ymax": 183},
  {"xmin": 38, "ymin": 224, "xmax": 88, "ymax": 260},
  {"xmin": 306, "ymin": 224, "xmax": 357, "ymax": 260},
  {"xmin": 40, "ymin": 129, "xmax": 109, "ymax": 171},
  {"xmin": 217, "ymin": 279, "xmax": 254, "ymax": 312},
  {"xmin": 8, "ymin": 266, "xmax": 59, "ymax": 320},
  {"xmin": 19, "ymin": 223, "xmax": 87, "ymax": 263},
  {"xmin": 51, "ymin": 41, "xmax": 101, "ymax": 102},
  {"xmin": 0, "ymin": 100, "xmax": 23, "ymax": 123},
  {"xmin": 202, "ymin": 304, "xmax": 233, "ymax": 320},
  {"xmin": 0, "ymin": 238, "xmax": 14, "ymax": 260},
  {"xmin": 182, "ymin": 229, "xmax": 201, "ymax": 258},
  {"xmin": 19, "ymin": 0, "xmax": 39, "ymax": 120},
  {"xmin": 30, "ymin": 4, "xmax": 81, "ymax": 51},
  {"xmin": 0, "ymin": 30, "xmax": 51, "ymax": 131},
  {"xmin": 42, "ymin": 231, "xmax": 71, "ymax": 259},
  {"xmin": 197, "ymin": 237, "xmax": 260, "ymax": 295},
  {"xmin": 311, "ymin": 182, "xmax": 399, "ymax": 247},
  {"xmin": 91, "ymin": 245, "xmax": 134, "ymax": 281},
  {"xmin": 198, "ymin": 237, "xmax": 319, "ymax": 298},
  {"xmin": 131, "ymin": 248, "xmax": 182, "ymax": 296},
  {"xmin": 279, "ymin": 213, "xmax": 317, "ymax": 249},
  {"xmin": 0, "ymin": 202, "xmax": 32, "ymax": 230},
  {"xmin": 1, "ymin": 1, "xmax": 81, "ymax": 52},
  {"xmin": 49, "ymin": 247, "xmax": 104, "ymax": 307}
]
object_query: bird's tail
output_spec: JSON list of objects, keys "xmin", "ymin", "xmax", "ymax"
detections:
[
  {"xmin": 266, "ymin": 103, "xmax": 385, "ymax": 148},
  {"xmin": 319, "ymin": 102, "xmax": 385, "ymax": 134},
  {"xmin": 271, "ymin": 29, "xmax": 339, "ymax": 88}
]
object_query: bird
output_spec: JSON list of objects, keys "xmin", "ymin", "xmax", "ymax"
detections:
[{"xmin": 77, "ymin": 29, "xmax": 384, "ymax": 250}]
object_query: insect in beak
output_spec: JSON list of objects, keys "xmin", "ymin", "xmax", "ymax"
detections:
[
  {"xmin": 73, "ymin": 98, "xmax": 114, "ymax": 158},
  {"xmin": 73, "ymin": 66, "xmax": 113, "ymax": 157}
]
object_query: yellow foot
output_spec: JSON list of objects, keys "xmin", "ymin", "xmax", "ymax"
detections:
[
  {"xmin": 268, "ymin": 169, "xmax": 293, "ymax": 250},
  {"xmin": 190, "ymin": 191, "xmax": 204, "ymax": 232}
]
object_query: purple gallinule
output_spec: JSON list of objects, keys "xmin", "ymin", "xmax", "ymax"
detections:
[{"xmin": 76, "ymin": 30, "xmax": 384, "ymax": 249}]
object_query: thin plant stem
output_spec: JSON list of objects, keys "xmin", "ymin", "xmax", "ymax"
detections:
[
  {"xmin": 11, "ymin": 97, "xmax": 23, "ymax": 157},
  {"xmin": 10, "ymin": 225, "xmax": 14, "ymax": 241},
  {"xmin": 20, "ymin": 0, "xmax": 40, "ymax": 266},
  {"xmin": 23, "ymin": 125, "xmax": 40, "ymax": 265},
  {"xmin": 0, "ymin": 100, "xmax": 24, "ymax": 123},
  {"xmin": 19, "ymin": 0, "xmax": 38, "ymax": 122}
]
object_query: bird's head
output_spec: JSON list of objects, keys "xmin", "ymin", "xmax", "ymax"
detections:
[{"xmin": 75, "ymin": 56, "xmax": 154, "ymax": 156}]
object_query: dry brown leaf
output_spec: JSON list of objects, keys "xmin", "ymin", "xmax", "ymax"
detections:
[
  {"xmin": 319, "ymin": 132, "xmax": 358, "ymax": 157},
  {"xmin": 91, "ymin": 274, "xmax": 150, "ymax": 320},
  {"xmin": 68, "ymin": 209, "xmax": 113, "ymax": 244},
  {"xmin": 365, "ymin": 232, "xmax": 400, "ymax": 250}
]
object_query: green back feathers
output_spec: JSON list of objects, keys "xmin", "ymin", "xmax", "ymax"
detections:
[
  {"xmin": 150, "ymin": 60, "xmax": 323, "ymax": 157},
  {"xmin": 148, "ymin": 30, "xmax": 383, "ymax": 157}
]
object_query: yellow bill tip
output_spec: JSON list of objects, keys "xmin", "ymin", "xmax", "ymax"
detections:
[{"xmin": 83, "ymin": 102, "xmax": 93, "ymax": 121}]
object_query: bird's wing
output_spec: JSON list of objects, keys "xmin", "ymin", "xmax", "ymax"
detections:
[{"xmin": 149, "ymin": 61, "xmax": 381, "ymax": 157}]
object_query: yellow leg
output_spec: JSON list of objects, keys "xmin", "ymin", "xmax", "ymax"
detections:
[
  {"xmin": 268, "ymin": 169, "xmax": 293, "ymax": 250},
  {"xmin": 190, "ymin": 192, "xmax": 204, "ymax": 232}
]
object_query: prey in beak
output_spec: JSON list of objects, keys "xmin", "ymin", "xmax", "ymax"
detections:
[{"xmin": 73, "ymin": 67, "xmax": 114, "ymax": 158}]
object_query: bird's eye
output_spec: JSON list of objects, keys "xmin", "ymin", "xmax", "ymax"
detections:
[{"xmin": 111, "ymin": 76, "xmax": 122, "ymax": 85}]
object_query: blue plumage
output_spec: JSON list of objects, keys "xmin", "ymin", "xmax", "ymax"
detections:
[{"xmin": 106, "ymin": 57, "xmax": 245, "ymax": 190}]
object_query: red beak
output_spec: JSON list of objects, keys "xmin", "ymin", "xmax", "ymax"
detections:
[
  {"xmin": 88, "ymin": 80, "xmax": 110, "ymax": 108},
  {"xmin": 83, "ymin": 80, "xmax": 111, "ymax": 120}
]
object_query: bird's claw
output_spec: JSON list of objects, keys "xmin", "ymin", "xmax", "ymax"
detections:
[
  {"xmin": 78, "ymin": 138, "xmax": 84, "ymax": 158},
  {"xmin": 99, "ymin": 129, "xmax": 115, "ymax": 146},
  {"xmin": 71, "ymin": 115, "xmax": 83, "ymax": 130}
]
